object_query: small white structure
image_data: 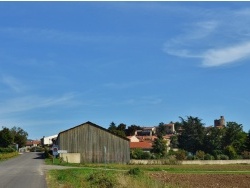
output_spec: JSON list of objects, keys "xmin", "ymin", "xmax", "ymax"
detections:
[
  {"xmin": 41, "ymin": 135, "xmax": 58, "ymax": 146},
  {"xmin": 127, "ymin": 135, "xmax": 140, "ymax": 142}
]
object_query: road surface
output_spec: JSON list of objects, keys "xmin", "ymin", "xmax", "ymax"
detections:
[{"xmin": 0, "ymin": 152, "xmax": 47, "ymax": 188}]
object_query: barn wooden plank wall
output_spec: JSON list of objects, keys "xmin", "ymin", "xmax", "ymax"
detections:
[{"xmin": 57, "ymin": 122, "xmax": 130, "ymax": 163}]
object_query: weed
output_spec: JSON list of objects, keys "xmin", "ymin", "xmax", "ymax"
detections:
[{"xmin": 87, "ymin": 171, "xmax": 117, "ymax": 188}]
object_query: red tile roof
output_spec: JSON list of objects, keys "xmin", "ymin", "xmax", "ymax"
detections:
[{"xmin": 130, "ymin": 141, "xmax": 152, "ymax": 149}]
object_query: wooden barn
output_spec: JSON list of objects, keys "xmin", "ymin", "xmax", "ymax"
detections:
[{"xmin": 56, "ymin": 121, "xmax": 130, "ymax": 163}]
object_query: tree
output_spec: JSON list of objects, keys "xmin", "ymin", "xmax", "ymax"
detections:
[
  {"xmin": 203, "ymin": 127, "xmax": 225, "ymax": 155},
  {"xmin": 10, "ymin": 127, "xmax": 28, "ymax": 148},
  {"xmin": 156, "ymin": 122, "xmax": 166, "ymax": 137},
  {"xmin": 173, "ymin": 121, "xmax": 182, "ymax": 133},
  {"xmin": 223, "ymin": 122, "xmax": 246, "ymax": 154},
  {"xmin": 151, "ymin": 136, "xmax": 167, "ymax": 158},
  {"xmin": 126, "ymin": 125, "xmax": 142, "ymax": 136},
  {"xmin": 170, "ymin": 135, "xmax": 178, "ymax": 149},
  {"xmin": 108, "ymin": 122, "xmax": 126, "ymax": 138},
  {"xmin": 178, "ymin": 116, "xmax": 205, "ymax": 154},
  {"xmin": 245, "ymin": 130, "xmax": 250, "ymax": 152},
  {"xmin": 108, "ymin": 122, "xmax": 117, "ymax": 132},
  {"xmin": 0, "ymin": 127, "xmax": 13, "ymax": 148}
]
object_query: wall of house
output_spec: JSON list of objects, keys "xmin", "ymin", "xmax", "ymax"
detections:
[{"xmin": 57, "ymin": 122, "xmax": 130, "ymax": 163}]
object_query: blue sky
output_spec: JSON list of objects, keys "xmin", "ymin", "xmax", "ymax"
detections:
[{"xmin": 0, "ymin": 2, "xmax": 250, "ymax": 139}]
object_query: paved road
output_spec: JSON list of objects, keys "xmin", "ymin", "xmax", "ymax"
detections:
[{"xmin": 0, "ymin": 152, "xmax": 47, "ymax": 188}]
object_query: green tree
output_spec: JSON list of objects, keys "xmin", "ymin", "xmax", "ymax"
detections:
[
  {"xmin": 108, "ymin": 122, "xmax": 117, "ymax": 132},
  {"xmin": 223, "ymin": 122, "xmax": 246, "ymax": 154},
  {"xmin": 174, "ymin": 121, "xmax": 182, "ymax": 133},
  {"xmin": 10, "ymin": 126, "xmax": 28, "ymax": 148},
  {"xmin": 126, "ymin": 125, "xmax": 142, "ymax": 136},
  {"xmin": 170, "ymin": 135, "xmax": 178, "ymax": 149},
  {"xmin": 156, "ymin": 122, "xmax": 166, "ymax": 137},
  {"xmin": 245, "ymin": 130, "xmax": 250, "ymax": 152},
  {"xmin": 0, "ymin": 127, "xmax": 13, "ymax": 148},
  {"xmin": 203, "ymin": 127, "xmax": 225, "ymax": 155},
  {"xmin": 108, "ymin": 122, "xmax": 126, "ymax": 138},
  {"xmin": 151, "ymin": 136, "xmax": 167, "ymax": 158},
  {"xmin": 178, "ymin": 116, "xmax": 205, "ymax": 154}
]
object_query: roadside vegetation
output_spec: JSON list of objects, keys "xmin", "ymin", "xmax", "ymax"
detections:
[
  {"xmin": 0, "ymin": 147, "xmax": 18, "ymax": 161},
  {"xmin": 0, "ymin": 126, "xmax": 28, "ymax": 161}
]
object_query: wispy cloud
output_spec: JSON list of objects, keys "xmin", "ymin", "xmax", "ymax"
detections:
[
  {"xmin": 0, "ymin": 27, "xmax": 130, "ymax": 44},
  {"xmin": 164, "ymin": 7, "xmax": 250, "ymax": 68},
  {"xmin": 116, "ymin": 96, "xmax": 163, "ymax": 106},
  {"xmin": 103, "ymin": 80, "xmax": 152, "ymax": 89},
  {"xmin": 1, "ymin": 75, "xmax": 26, "ymax": 93},
  {"xmin": 202, "ymin": 42, "xmax": 250, "ymax": 67},
  {"xmin": 0, "ymin": 93, "xmax": 77, "ymax": 115}
]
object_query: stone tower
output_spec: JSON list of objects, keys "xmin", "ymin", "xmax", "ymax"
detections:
[{"xmin": 214, "ymin": 116, "xmax": 225, "ymax": 127}]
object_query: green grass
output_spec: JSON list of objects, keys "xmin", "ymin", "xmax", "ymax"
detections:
[
  {"xmin": 46, "ymin": 159, "xmax": 250, "ymax": 187},
  {"xmin": 45, "ymin": 158, "xmax": 250, "ymax": 174},
  {"xmin": 47, "ymin": 168, "xmax": 168, "ymax": 188},
  {"xmin": 0, "ymin": 152, "xmax": 19, "ymax": 161}
]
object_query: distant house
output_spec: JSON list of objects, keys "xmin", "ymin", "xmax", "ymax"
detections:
[
  {"xmin": 56, "ymin": 121, "xmax": 130, "ymax": 163},
  {"xmin": 41, "ymin": 135, "xmax": 58, "ymax": 146},
  {"xmin": 135, "ymin": 127, "xmax": 156, "ymax": 136},
  {"xmin": 26, "ymin": 140, "xmax": 41, "ymax": 147},
  {"xmin": 164, "ymin": 123, "xmax": 175, "ymax": 134},
  {"xmin": 130, "ymin": 141, "xmax": 152, "ymax": 152}
]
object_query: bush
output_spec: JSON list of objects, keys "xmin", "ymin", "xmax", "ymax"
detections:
[
  {"xmin": 130, "ymin": 148, "xmax": 151, "ymax": 159},
  {"xmin": 128, "ymin": 168, "xmax": 143, "ymax": 176},
  {"xmin": 87, "ymin": 171, "xmax": 117, "ymax": 188},
  {"xmin": 30, "ymin": 146, "xmax": 44, "ymax": 152},
  {"xmin": 175, "ymin": 150, "xmax": 187, "ymax": 160},
  {"xmin": 224, "ymin": 145, "xmax": 237, "ymax": 159},
  {"xmin": 0, "ymin": 147, "xmax": 16, "ymax": 153},
  {"xmin": 242, "ymin": 151, "xmax": 250, "ymax": 159},
  {"xmin": 217, "ymin": 154, "xmax": 229, "ymax": 160},
  {"xmin": 204, "ymin": 154, "xmax": 214, "ymax": 160},
  {"xmin": 44, "ymin": 147, "xmax": 53, "ymax": 159},
  {"xmin": 195, "ymin": 150, "xmax": 205, "ymax": 160}
]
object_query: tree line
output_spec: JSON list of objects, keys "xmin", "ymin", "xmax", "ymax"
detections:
[
  {"xmin": 108, "ymin": 116, "xmax": 250, "ymax": 160},
  {"xmin": 0, "ymin": 126, "xmax": 28, "ymax": 150}
]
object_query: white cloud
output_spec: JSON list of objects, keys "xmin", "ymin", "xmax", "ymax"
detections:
[
  {"xmin": 202, "ymin": 42, "xmax": 250, "ymax": 67},
  {"xmin": 103, "ymin": 80, "xmax": 152, "ymax": 89},
  {"xmin": 1, "ymin": 75, "xmax": 26, "ymax": 93},
  {"xmin": 0, "ymin": 93, "xmax": 77, "ymax": 115},
  {"xmin": 164, "ymin": 7, "xmax": 250, "ymax": 68}
]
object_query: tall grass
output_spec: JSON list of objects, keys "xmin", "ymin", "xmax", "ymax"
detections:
[{"xmin": 0, "ymin": 152, "xmax": 19, "ymax": 161}]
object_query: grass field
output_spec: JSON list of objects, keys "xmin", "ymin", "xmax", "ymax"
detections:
[{"xmin": 46, "ymin": 159, "xmax": 250, "ymax": 188}]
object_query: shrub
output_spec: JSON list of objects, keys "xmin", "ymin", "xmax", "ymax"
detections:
[
  {"xmin": 30, "ymin": 146, "xmax": 44, "ymax": 152},
  {"xmin": 224, "ymin": 145, "xmax": 237, "ymax": 159},
  {"xmin": 204, "ymin": 154, "xmax": 214, "ymax": 160},
  {"xmin": 128, "ymin": 168, "xmax": 143, "ymax": 176},
  {"xmin": 196, "ymin": 150, "xmax": 205, "ymax": 160},
  {"xmin": 242, "ymin": 151, "xmax": 250, "ymax": 159},
  {"xmin": 175, "ymin": 150, "xmax": 187, "ymax": 160},
  {"xmin": 0, "ymin": 147, "xmax": 16, "ymax": 153},
  {"xmin": 87, "ymin": 171, "xmax": 116, "ymax": 188},
  {"xmin": 217, "ymin": 154, "xmax": 229, "ymax": 160}
]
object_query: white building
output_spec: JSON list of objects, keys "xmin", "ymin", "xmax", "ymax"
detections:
[{"xmin": 41, "ymin": 135, "xmax": 58, "ymax": 146}]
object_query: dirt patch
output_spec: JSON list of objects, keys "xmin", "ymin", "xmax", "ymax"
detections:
[{"xmin": 150, "ymin": 173, "xmax": 250, "ymax": 188}]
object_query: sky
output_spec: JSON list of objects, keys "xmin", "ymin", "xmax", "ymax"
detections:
[{"xmin": 0, "ymin": 2, "xmax": 250, "ymax": 139}]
